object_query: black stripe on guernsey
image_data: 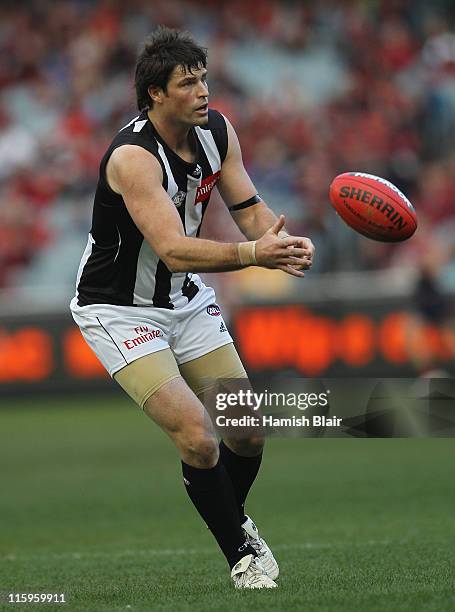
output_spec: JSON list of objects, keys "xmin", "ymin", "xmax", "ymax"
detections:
[
  {"xmin": 152, "ymin": 260, "xmax": 173, "ymax": 309},
  {"xmin": 229, "ymin": 194, "xmax": 261, "ymax": 212},
  {"xmin": 77, "ymin": 202, "xmax": 144, "ymax": 306},
  {"xmin": 116, "ymin": 214, "xmax": 145, "ymax": 304},
  {"xmin": 199, "ymin": 109, "xmax": 228, "ymax": 163},
  {"xmin": 96, "ymin": 317, "xmax": 128, "ymax": 365}
]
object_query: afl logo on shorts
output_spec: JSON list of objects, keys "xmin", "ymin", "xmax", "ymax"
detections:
[{"xmin": 206, "ymin": 304, "xmax": 221, "ymax": 316}]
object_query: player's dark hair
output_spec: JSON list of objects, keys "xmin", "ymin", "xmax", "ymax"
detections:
[{"xmin": 135, "ymin": 26, "xmax": 207, "ymax": 111}]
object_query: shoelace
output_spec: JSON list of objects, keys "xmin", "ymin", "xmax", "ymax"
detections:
[
  {"xmin": 246, "ymin": 535, "xmax": 266, "ymax": 556},
  {"xmin": 238, "ymin": 559, "xmax": 265, "ymax": 586}
]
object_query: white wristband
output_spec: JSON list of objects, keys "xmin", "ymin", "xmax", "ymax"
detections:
[{"xmin": 237, "ymin": 241, "xmax": 257, "ymax": 266}]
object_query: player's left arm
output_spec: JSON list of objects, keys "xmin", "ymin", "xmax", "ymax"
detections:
[{"xmin": 217, "ymin": 117, "xmax": 315, "ymax": 263}]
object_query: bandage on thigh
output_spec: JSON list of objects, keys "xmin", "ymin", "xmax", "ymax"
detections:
[
  {"xmin": 179, "ymin": 343, "xmax": 248, "ymax": 398},
  {"xmin": 114, "ymin": 348, "xmax": 181, "ymax": 408}
]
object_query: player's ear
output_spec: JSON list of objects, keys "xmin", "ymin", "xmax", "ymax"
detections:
[{"xmin": 148, "ymin": 85, "xmax": 164, "ymax": 105}]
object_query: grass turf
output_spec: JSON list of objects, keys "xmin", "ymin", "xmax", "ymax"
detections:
[{"xmin": 0, "ymin": 394, "xmax": 454, "ymax": 611}]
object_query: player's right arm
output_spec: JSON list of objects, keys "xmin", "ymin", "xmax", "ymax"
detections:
[{"xmin": 106, "ymin": 145, "xmax": 307, "ymax": 275}]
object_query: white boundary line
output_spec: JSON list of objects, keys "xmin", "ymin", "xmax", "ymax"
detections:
[{"xmin": 0, "ymin": 539, "xmax": 397, "ymax": 562}]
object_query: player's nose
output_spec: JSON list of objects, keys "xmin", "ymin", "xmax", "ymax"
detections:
[{"xmin": 197, "ymin": 79, "xmax": 209, "ymax": 97}]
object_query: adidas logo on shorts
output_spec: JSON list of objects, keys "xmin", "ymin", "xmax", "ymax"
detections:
[{"xmin": 219, "ymin": 321, "xmax": 227, "ymax": 333}]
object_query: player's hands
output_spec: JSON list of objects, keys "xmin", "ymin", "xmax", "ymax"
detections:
[
  {"xmin": 255, "ymin": 215, "xmax": 314, "ymax": 278},
  {"xmin": 282, "ymin": 233, "xmax": 315, "ymax": 273}
]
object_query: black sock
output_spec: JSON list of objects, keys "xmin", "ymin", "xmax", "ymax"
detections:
[
  {"xmin": 181, "ymin": 459, "xmax": 256, "ymax": 569},
  {"xmin": 219, "ymin": 440, "xmax": 263, "ymax": 524}
]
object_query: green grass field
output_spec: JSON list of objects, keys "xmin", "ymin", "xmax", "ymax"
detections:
[{"xmin": 1, "ymin": 394, "xmax": 454, "ymax": 612}]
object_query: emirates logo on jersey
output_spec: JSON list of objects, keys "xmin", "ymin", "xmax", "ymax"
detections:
[
  {"xmin": 195, "ymin": 171, "xmax": 220, "ymax": 204},
  {"xmin": 172, "ymin": 190, "xmax": 187, "ymax": 207}
]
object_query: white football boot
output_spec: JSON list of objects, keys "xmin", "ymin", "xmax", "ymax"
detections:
[
  {"xmin": 241, "ymin": 515, "xmax": 279, "ymax": 580},
  {"xmin": 231, "ymin": 554, "xmax": 277, "ymax": 589}
]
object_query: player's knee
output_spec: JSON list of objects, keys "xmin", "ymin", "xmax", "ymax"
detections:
[
  {"xmin": 225, "ymin": 435, "xmax": 265, "ymax": 457},
  {"xmin": 182, "ymin": 433, "xmax": 219, "ymax": 468}
]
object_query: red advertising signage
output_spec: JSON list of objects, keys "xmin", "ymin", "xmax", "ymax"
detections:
[{"xmin": 0, "ymin": 298, "xmax": 453, "ymax": 396}]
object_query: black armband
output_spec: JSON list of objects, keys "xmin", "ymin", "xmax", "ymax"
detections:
[{"xmin": 228, "ymin": 194, "xmax": 261, "ymax": 212}]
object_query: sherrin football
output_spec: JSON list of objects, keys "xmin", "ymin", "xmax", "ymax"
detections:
[{"xmin": 329, "ymin": 172, "xmax": 417, "ymax": 242}]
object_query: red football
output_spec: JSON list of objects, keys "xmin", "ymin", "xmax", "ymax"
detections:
[{"xmin": 329, "ymin": 172, "xmax": 417, "ymax": 242}]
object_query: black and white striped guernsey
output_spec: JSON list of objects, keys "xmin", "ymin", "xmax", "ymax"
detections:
[{"xmin": 75, "ymin": 109, "xmax": 228, "ymax": 309}]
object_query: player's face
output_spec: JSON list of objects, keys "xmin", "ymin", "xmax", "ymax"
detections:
[{"xmin": 162, "ymin": 64, "xmax": 209, "ymax": 126}]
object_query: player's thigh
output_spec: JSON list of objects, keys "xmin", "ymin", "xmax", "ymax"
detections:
[
  {"xmin": 143, "ymin": 376, "xmax": 216, "ymax": 447},
  {"xmin": 115, "ymin": 350, "xmax": 216, "ymax": 453},
  {"xmin": 179, "ymin": 344, "xmax": 263, "ymax": 454},
  {"xmin": 114, "ymin": 347, "xmax": 181, "ymax": 409},
  {"xmin": 178, "ymin": 342, "xmax": 248, "ymax": 398}
]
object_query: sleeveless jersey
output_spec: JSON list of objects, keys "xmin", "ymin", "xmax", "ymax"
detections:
[{"xmin": 75, "ymin": 108, "xmax": 228, "ymax": 309}]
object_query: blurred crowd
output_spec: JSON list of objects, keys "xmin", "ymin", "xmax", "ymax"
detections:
[{"xmin": 0, "ymin": 0, "xmax": 455, "ymax": 291}]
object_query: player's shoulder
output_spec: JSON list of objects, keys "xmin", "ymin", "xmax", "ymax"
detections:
[
  {"xmin": 200, "ymin": 108, "xmax": 227, "ymax": 131},
  {"xmin": 98, "ymin": 111, "xmax": 163, "ymax": 187},
  {"xmin": 110, "ymin": 111, "xmax": 156, "ymax": 147},
  {"xmin": 102, "ymin": 111, "xmax": 160, "ymax": 167},
  {"xmin": 197, "ymin": 108, "xmax": 229, "ymax": 163}
]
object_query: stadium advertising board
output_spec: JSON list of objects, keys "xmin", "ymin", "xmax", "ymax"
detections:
[
  {"xmin": 0, "ymin": 297, "xmax": 453, "ymax": 397},
  {"xmin": 233, "ymin": 301, "xmax": 455, "ymax": 378}
]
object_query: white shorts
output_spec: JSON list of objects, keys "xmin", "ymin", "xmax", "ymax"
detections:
[{"xmin": 70, "ymin": 286, "xmax": 233, "ymax": 377}]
